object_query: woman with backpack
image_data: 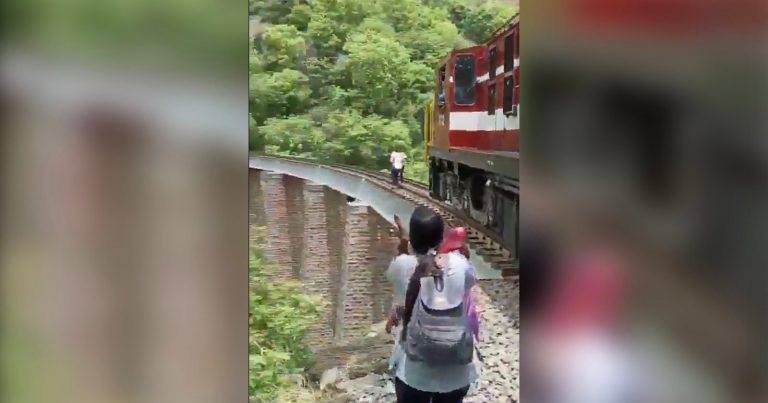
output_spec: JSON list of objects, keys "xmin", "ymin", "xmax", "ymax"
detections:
[{"xmin": 385, "ymin": 207, "xmax": 479, "ymax": 403}]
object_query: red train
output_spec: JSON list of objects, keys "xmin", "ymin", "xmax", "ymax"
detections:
[{"xmin": 424, "ymin": 15, "xmax": 519, "ymax": 258}]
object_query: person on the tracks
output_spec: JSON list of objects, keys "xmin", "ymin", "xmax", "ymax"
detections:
[
  {"xmin": 385, "ymin": 208, "xmax": 479, "ymax": 403},
  {"xmin": 390, "ymin": 149, "xmax": 407, "ymax": 186}
]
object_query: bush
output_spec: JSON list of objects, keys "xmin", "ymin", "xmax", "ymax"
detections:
[
  {"xmin": 405, "ymin": 146, "xmax": 429, "ymax": 184},
  {"xmin": 249, "ymin": 228, "xmax": 323, "ymax": 401}
]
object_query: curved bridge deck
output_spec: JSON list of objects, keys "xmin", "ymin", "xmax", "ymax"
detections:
[{"xmin": 249, "ymin": 155, "xmax": 502, "ymax": 280}]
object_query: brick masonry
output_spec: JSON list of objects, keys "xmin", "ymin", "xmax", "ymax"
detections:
[
  {"xmin": 248, "ymin": 170, "xmax": 265, "ymax": 240},
  {"xmin": 261, "ymin": 172, "xmax": 294, "ymax": 282},
  {"xmin": 338, "ymin": 203, "xmax": 373, "ymax": 341},
  {"xmin": 251, "ymin": 171, "xmax": 520, "ymax": 397},
  {"xmin": 301, "ymin": 183, "xmax": 333, "ymax": 350},
  {"xmin": 367, "ymin": 209, "xmax": 396, "ymax": 323},
  {"xmin": 283, "ymin": 175, "xmax": 305, "ymax": 279},
  {"xmin": 251, "ymin": 171, "xmax": 398, "ymax": 372},
  {"xmin": 323, "ymin": 187, "xmax": 346, "ymax": 341}
]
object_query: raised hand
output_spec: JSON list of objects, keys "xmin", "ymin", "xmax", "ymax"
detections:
[
  {"xmin": 394, "ymin": 214, "xmax": 408, "ymax": 240},
  {"xmin": 385, "ymin": 315, "xmax": 399, "ymax": 334},
  {"xmin": 397, "ymin": 238, "xmax": 410, "ymax": 255}
]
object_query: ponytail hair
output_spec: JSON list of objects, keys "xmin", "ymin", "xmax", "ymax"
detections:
[
  {"xmin": 401, "ymin": 250, "xmax": 443, "ymax": 341},
  {"xmin": 402, "ymin": 206, "xmax": 445, "ymax": 341}
]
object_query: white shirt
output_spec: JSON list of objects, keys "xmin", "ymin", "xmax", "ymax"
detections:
[
  {"xmin": 386, "ymin": 254, "xmax": 418, "ymax": 307},
  {"xmin": 390, "ymin": 152, "xmax": 407, "ymax": 170}
]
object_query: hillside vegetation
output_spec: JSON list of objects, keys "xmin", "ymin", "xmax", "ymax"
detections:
[
  {"xmin": 249, "ymin": 228, "xmax": 324, "ymax": 401},
  {"xmin": 249, "ymin": 0, "xmax": 517, "ymax": 182}
]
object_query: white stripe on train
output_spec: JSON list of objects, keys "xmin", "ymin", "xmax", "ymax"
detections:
[
  {"xmin": 476, "ymin": 59, "xmax": 519, "ymax": 84},
  {"xmin": 448, "ymin": 108, "xmax": 520, "ymax": 131}
]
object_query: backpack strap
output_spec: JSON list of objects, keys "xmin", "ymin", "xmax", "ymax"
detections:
[
  {"xmin": 431, "ymin": 271, "xmax": 445, "ymax": 292},
  {"xmin": 425, "ymin": 248, "xmax": 446, "ymax": 292},
  {"xmin": 401, "ymin": 251, "xmax": 439, "ymax": 341}
]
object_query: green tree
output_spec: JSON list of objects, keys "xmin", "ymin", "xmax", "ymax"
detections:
[
  {"xmin": 286, "ymin": 3, "xmax": 312, "ymax": 31},
  {"xmin": 270, "ymin": 69, "xmax": 312, "ymax": 114},
  {"xmin": 320, "ymin": 110, "xmax": 411, "ymax": 168},
  {"xmin": 307, "ymin": 0, "xmax": 382, "ymax": 55},
  {"xmin": 375, "ymin": 0, "xmax": 423, "ymax": 32},
  {"xmin": 249, "ymin": 0, "xmax": 517, "ymax": 184},
  {"xmin": 249, "ymin": 69, "xmax": 311, "ymax": 125},
  {"xmin": 305, "ymin": 56, "xmax": 347, "ymax": 96},
  {"xmin": 405, "ymin": 144, "xmax": 430, "ymax": 183},
  {"xmin": 456, "ymin": 1, "xmax": 516, "ymax": 44},
  {"xmin": 354, "ymin": 17, "xmax": 396, "ymax": 38},
  {"xmin": 343, "ymin": 31, "xmax": 410, "ymax": 114},
  {"xmin": 401, "ymin": 63, "xmax": 436, "ymax": 104},
  {"xmin": 362, "ymin": 1, "xmax": 459, "ymax": 65},
  {"xmin": 403, "ymin": 19, "xmax": 460, "ymax": 65},
  {"xmin": 249, "ymin": 49, "xmax": 264, "ymax": 73},
  {"xmin": 250, "ymin": 0, "xmax": 300, "ymax": 23},
  {"xmin": 260, "ymin": 115, "xmax": 324, "ymax": 156},
  {"xmin": 260, "ymin": 24, "xmax": 307, "ymax": 70},
  {"xmin": 249, "ymin": 230, "xmax": 323, "ymax": 401},
  {"xmin": 249, "ymin": 113, "xmax": 265, "ymax": 151},
  {"xmin": 249, "ymin": 72, "xmax": 273, "ymax": 124}
]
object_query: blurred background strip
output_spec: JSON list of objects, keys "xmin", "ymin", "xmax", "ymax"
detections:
[
  {"xmin": 0, "ymin": 1, "xmax": 248, "ymax": 403},
  {"xmin": 523, "ymin": 0, "xmax": 768, "ymax": 402}
]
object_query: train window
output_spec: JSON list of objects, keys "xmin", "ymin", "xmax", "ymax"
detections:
[
  {"xmin": 438, "ymin": 66, "xmax": 447, "ymax": 106},
  {"xmin": 454, "ymin": 55, "xmax": 476, "ymax": 105},
  {"xmin": 488, "ymin": 84, "xmax": 496, "ymax": 115},
  {"xmin": 489, "ymin": 47, "xmax": 497, "ymax": 79},
  {"xmin": 503, "ymin": 76, "xmax": 514, "ymax": 115},
  {"xmin": 504, "ymin": 33, "xmax": 515, "ymax": 72}
]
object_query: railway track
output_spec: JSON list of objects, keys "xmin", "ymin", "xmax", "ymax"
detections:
[{"xmin": 254, "ymin": 154, "xmax": 518, "ymax": 278}]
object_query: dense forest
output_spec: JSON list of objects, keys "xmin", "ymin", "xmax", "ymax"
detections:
[{"xmin": 249, "ymin": 0, "xmax": 517, "ymax": 182}]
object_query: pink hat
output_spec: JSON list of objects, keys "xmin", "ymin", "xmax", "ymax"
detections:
[{"xmin": 439, "ymin": 227, "xmax": 467, "ymax": 253}]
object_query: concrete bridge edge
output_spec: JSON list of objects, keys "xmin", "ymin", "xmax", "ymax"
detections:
[{"xmin": 248, "ymin": 156, "xmax": 501, "ymax": 280}]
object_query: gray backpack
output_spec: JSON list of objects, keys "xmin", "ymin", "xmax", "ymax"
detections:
[{"xmin": 403, "ymin": 276, "xmax": 474, "ymax": 366}]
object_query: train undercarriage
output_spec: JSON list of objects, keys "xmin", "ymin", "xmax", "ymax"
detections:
[{"xmin": 429, "ymin": 156, "xmax": 519, "ymax": 254}]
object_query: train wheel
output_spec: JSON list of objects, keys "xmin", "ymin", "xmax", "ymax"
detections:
[
  {"xmin": 461, "ymin": 179, "xmax": 472, "ymax": 215},
  {"xmin": 485, "ymin": 187, "xmax": 497, "ymax": 229},
  {"xmin": 429, "ymin": 162, "xmax": 441, "ymax": 199},
  {"xmin": 441, "ymin": 173, "xmax": 452, "ymax": 203},
  {"xmin": 467, "ymin": 175, "xmax": 493, "ymax": 226},
  {"xmin": 444, "ymin": 174, "xmax": 461, "ymax": 208}
]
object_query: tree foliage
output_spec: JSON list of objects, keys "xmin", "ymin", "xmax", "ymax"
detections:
[
  {"xmin": 249, "ymin": 228, "xmax": 323, "ymax": 401},
  {"xmin": 261, "ymin": 115, "xmax": 323, "ymax": 156},
  {"xmin": 249, "ymin": 0, "xmax": 518, "ymax": 183},
  {"xmin": 249, "ymin": 0, "xmax": 299, "ymax": 24},
  {"xmin": 320, "ymin": 110, "xmax": 411, "ymax": 167},
  {"xmin": 259, "ymin": 24, "xmax": 307, "ymax": 70},
  {"xmin": 307, "ymin": 0, "xmax": 381, "ymax": 56},
  {"xmin": 459, "ymin": 1, "xmax": 516, "ymax": 43},
  {"xmin": 249, "ymin": 68, "xmax": 311, "ymax": 126},
  {"xmin": 343, "ymin": 32, "xmax": 411, "ymax": 113}
]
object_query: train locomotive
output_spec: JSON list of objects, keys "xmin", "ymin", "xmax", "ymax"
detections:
[{"xmin": 424, "ymin": 15, "xmax": 520, "ymax": 261}]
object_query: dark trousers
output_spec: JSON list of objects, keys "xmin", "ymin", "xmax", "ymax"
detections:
[
  {"xmin": 395, "ymin": 377, "xmax": 469, "ymax": 403},
  {"xmin": 391, "ymin": 167, "xmax": 402, "ymax": 185}
]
